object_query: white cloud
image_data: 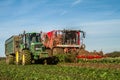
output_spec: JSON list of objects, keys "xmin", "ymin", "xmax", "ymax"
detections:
[{"xmin": 72, "ymin": 0, "xmax": 82, "ymax": 6}]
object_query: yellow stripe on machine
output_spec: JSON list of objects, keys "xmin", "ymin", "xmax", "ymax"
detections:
[
  {"xmin": 16, "ymin": 51, "xmax": 19, "ymax": 63},
  {"xmin": 22, "ymin": 54, "xmax": 25, "ymax": 64}
]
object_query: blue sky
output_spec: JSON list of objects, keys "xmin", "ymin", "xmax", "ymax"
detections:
[{"xmin": 0, "ymin": 0, "xmax": 120, "ymax": 57}]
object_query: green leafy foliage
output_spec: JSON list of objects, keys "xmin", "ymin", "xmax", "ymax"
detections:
[
  {"xmin": 0, "ymin": 60, "xmax": 120, "ymax": 80},
  {"xmin": 56, "ymin": 54, "xmax": 67, "ymax": 62},
  {"xmin": 105, "ymin": 51, "xmax": 120, "ymax": 57},
  {"xmin": 78, "ymin": 57, "xmax": 120, "ymax": 64},
  {"xmin": 56, "ymin": 53, "xmax": 76, "ymax": 63}
]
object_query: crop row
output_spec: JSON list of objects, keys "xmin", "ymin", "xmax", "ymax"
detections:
[
  {"xmin": 77, "ymin": 57, "xmax": 120, "ymax": 64},
  {"xmin": 0, "ymin": 60, "xmax": 120, "ymax": 80}
]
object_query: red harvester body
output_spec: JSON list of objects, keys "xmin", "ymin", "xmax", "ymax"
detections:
[{"xmin": 42, "ymin": 29, "xmax": 103, "ymax": 61}]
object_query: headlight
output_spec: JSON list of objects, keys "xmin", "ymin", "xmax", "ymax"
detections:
[
  {"xmin": 34, "ymin": 44, "xmax": 41, "ymax": 51},
  {"xmin": 35, "ymin": 48, "xmax": 41, "ymax": 50}
]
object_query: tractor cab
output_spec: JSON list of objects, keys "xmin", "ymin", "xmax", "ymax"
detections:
[
  {"xmin": 62, "ymin": 30, "xmax": 85, "ymax": 45},
  {"xmin": 20, "ymin": 32, "xmax": 41, "ymax": 49},
  {"xmin": 20, "ymin": 32, "xmax": 47, "ymax": 59}
]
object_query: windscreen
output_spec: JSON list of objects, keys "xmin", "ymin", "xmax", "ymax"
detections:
[
  {"xmin": 63, "ymin": 31, "xmax": 79, "ymax": 45},
  {"xmin": 30, "ymin": 33, "xmax": 41, "ymax": 43}
]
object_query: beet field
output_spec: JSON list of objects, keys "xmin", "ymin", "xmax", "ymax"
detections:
[{"xmin": 0, "ymin": 58, "xmax": 120, "ymax": 80}]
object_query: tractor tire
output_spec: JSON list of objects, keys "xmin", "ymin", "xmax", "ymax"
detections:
[
  {"xmin": 6, "ymin": 55, "xmax": 14, "ymax": 64},
  {"xmin": 53, "ymin": 48, "xmax": 64, "ymax": 56},
  {"xmin": 71, "ymin": 51, "xmax": 78, "ymax": 63},
  {"xmin": 46, "ymin": 49, "xmax": 52, "ymax": 57},
  {"xmin": 22, "ymin": 50, "xmax": 31, "ymax": 65}
]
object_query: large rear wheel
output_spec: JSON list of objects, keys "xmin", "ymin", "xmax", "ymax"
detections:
[
  {"xmin": 22, "ymin": 50, "xmax": 31, "ymax": 65},
  {"xmin": 53, "ymin": 48, "xmax": 64, "ymax": 56},
  {"xmin": 46, "ymin": 49, "xmax": 52, "ymax": 57}
]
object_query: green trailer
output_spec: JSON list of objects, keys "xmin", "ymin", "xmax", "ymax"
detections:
[
  {"xmin": 5, "ymin": 36, "xmax": 20, "ymax": 64},
  {"xmin": 5, "ymin": 32, "xmax": 58, "ymax": 65}
]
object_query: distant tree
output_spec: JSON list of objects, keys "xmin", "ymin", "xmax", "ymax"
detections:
[{"xmin": 105, "ymin": 51, "xmax": 120, "ymax": 57}]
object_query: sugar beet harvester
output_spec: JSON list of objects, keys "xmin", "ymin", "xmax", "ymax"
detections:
[
  {"xmin": 42, "ymin": 29, "xmax": 103, "ymax": 60},
  {"xmin": 42, "ymin": 30, "xmax": 85, "ymax": 62},
  {"xmin": 5, "ymin": 31, "xmax": 58, "ymax": 65}
]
